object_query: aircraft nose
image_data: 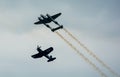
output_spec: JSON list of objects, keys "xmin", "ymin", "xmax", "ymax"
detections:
[
  {"xmin": 50, "ymin": 47, "xmax": 54, "ymax": 51},
  {"xmin": 58, "ymin": 13, "xmax": 62, "ymax": 15}
]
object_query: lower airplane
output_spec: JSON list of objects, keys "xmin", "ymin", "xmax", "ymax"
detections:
[
  {"xmin": 34, "ymin": 13, "xmax": 63, "ymax": 32},
  {"xmin": 31, "ymin": 46, "xmax": 56, "ymax": 62}
]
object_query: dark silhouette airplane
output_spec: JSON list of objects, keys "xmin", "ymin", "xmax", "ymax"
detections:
[
  {"xmin": 31, "ymin": 46, "xmax": 56, "ymax": 62},
  {"xmin": 34, "ymin": 13, "xmax": 63, "ymax": 32}
]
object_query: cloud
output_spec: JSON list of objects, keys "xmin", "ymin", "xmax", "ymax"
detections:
[{"xmin": 0, "ymin": 0, "xmax": 120, "ymax": 77}]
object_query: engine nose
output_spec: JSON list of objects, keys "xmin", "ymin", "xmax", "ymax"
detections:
[{"xmin": 49, "ymin": 47, "xmax": 53, "ymax": 51}]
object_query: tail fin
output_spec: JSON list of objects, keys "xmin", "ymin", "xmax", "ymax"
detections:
[{"xmin": 47, "ymin": 56, "xmax": 56, "ymax": 62}]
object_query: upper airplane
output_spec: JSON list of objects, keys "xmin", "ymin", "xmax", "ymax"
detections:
[
  {"xmin": 34, "ymin": 13, "xmax": 63, "ymax": 32},
  {"xmin": 31, "ymin": 46, "xmax": 56, "ymax": 62}
]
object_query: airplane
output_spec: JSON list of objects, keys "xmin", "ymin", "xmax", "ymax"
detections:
[
  {"xmin": 34, "ymin": 13, "xmax": 63, "ymax": 32},
  {"xmin": 31, "ymin": 46, "xmax": 56, "ymax": 62}
]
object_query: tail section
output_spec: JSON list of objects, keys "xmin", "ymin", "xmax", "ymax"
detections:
[
  {"xmin": 51, "ymin": 25, "xmax": 63, "ymax": 32},
  {"xmin": 47, "ymin": 56, "xmax": 56, "ymax": 62}
]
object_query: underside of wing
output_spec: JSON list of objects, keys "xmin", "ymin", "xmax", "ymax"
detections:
[
  {"xmin": 34, "ymin": 21, "xmax": 43, "ymax": 24},
  {"xmin": 44, "ymin": 47, "xmax": 53, "ymax": 55},
  {"xmin": 51, "ymin": 13, "xmax": 61, "ymax": 20},
  {"xmin": 31, "ymin": 53, "xmax": 41, "ymax": 58}
]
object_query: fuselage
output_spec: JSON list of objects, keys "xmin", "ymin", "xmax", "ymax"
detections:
[{"xmin": 31, "ymin": 47, "xmax": 53, "ymax": 59}]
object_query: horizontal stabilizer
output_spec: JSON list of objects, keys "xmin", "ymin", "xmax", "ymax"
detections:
[
  {"xmin": 51, "ymin": 25, "xmax": 63, "ymax": 32},
  {"xmin": 47, "ymin": 57, "xmax": 56, "ymax": 62}
]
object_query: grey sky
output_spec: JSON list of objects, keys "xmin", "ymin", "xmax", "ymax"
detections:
[{"xmin": 0, "ymin": 0, "xmax": 120, "ymax": 77}]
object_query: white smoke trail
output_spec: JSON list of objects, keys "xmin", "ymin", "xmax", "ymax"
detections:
[
  {"xmin": 63, "ymin": 28, "xmax": 120, "ymax": 77},
  {"xmin": 55, "ymin": 31, "xmax": 107, "ymax": 77}
]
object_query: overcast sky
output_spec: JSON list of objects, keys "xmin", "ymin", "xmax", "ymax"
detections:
[{"xmin": 0, "ymin": 0, "xmax": 120, "ymax": 77}]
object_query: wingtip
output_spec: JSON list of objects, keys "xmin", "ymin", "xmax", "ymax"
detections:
[
  {"xmin": 59, "ymin": 12, "xmax": 62, "ymax": 15},
  {"xmin": 34, "ymin": 22, "xmax": 38, "ymax": 25}
]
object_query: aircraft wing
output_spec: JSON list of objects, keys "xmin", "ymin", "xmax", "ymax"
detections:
[
  {"xmin": 31, "ymin": 53, "xmax": 43, "ymax": 58},
  {"xmin": 31, "ymin": 53, "xmax": 41, "ymax": 58},
  {"xmin": 34, "ymin": 21, "xmax": 43, "ymax": 24},
  {"xmin": 51, "ymin": 13, "xmax": 61, "ymax": 20},
  {"xmin": 43, "ymin": 47, "xmax": 53, "ymax": 55}
]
